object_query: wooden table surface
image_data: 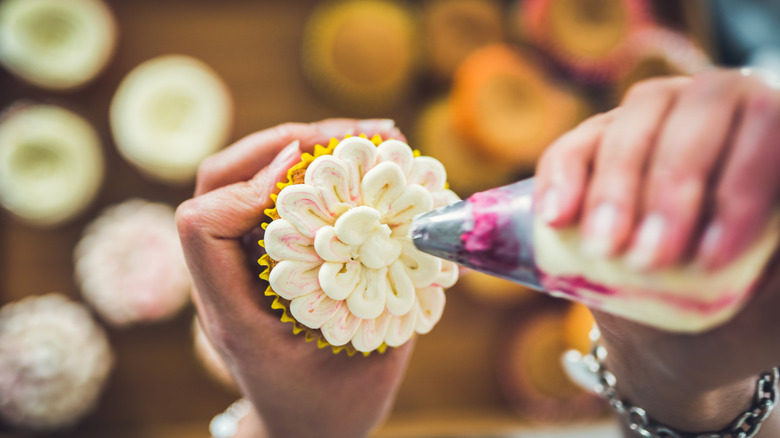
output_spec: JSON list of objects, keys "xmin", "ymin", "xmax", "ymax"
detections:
[{"xmin": 0, "ymin": 1, "xmax": 707, "ymax": 437}]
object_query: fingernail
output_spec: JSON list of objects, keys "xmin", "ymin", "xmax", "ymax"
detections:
[
  {"xmin": 581, "ymin": 202, "xmax": 618, "ymax": 258},
  {"xmin": 540, "ymin": 188, "xmax": 560, "ymax": 224},
  {"xmin": 270, "ymin": 140, "xmax": 301, "ymax": 171},
  {"xmin": 696, "ymin": 221, "xmax": 723, "ymax": 269},
  {"xmin": 317, "ymin": 125, "xmax": 355, "ymax": 140},
  {"xmin": 357, "ymin": 118, "xmax": 395, "ymax": 133},
  {"xmin": 625, "ymin": 213, "xmax": 665, "ymax": 270}
]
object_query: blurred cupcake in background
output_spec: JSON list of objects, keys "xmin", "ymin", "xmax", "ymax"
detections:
[
  {"xmin": 74, "ymin": 199, "xmax": 191, "ymax": 327},
  {"xmin": 0, "ymin": 293, "xmax": 113, "ymax": 431},
  {"xmin": 496, "ymin": 301, "xmax": 605, "ymax": 423},
  {"xmin": 614, "ymin": 26, "xmax": 712, "ymax": 102},
  {"xmin": 192, "ymin": 317, "xmax": 238, "ymax": 392},
  {"xmin": 518, "ymin": 0, "xmax": 652, "ymax": 83},
  {"xmin": 421, "ymin": 0, "xmax": 505, "ymax": 82},
  {"xmin": 301, "ymin": 0, "xmax": 419, "ymax": 113},
  {"xmin": 110, "ymin": 55, "xmax": 233, "ymax": 185},
  {"xmin": 414, "ymin": 97, "xmax": 518, "ymax": 198},
  {"xmin": 0, "ymin": 0, "xmax": 117, "ymax": 90},
  {"xmin": 459, "ymin": 269, "xmax": 539, "ymax": 308},
  {"xmin": 450, "ymin": 44, "xmax": 584, "ymax": 170},
  {"xmin": 0, "ymin": 102, "xmax": 104, "ymax": 227}
]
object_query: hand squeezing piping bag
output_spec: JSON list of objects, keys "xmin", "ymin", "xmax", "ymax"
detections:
[{"xmin": 411, "ymin": 178, "xmax": 780, "ymax": 333}]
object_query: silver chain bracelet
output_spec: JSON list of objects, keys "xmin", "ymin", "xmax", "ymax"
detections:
[
  {"xmin": 210, "ymin": 398, "xmax": 251, "ymax": 438},
  {"xmin": 566, "ymin": 327, "xmax": 779, "ymax": 438}
]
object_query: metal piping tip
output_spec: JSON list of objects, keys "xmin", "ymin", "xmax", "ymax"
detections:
[{"xmin": 411, "ymin": 199, "xmax": 472, "ymax": 264}]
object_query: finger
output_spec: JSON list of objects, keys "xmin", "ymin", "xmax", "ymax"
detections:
[
  {"xmin": 177, "ymin": 141, "xmax": 302, "ymax": 322},
  {"xmin": 580, "ymin": 77, "xmax": 690, "ymax": 258},
  {"xmin": 534, "ymin": 109, "xmax": 618, "ymax": 227},
  {"xmin": 626, "ymin": 71, "xmax": 748, "ymax": 270},
  {"xmin": 697, "ymin": 86, "xmax": 780, "ymax": 270},
  {"xmin": 195, "ymin": 118, "xmax": 403, "ymax": 196}
]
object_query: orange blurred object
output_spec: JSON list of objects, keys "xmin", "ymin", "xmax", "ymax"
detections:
[{"xmin": 450, "ymin": 44, "xmax": 582, "ymax": 168}]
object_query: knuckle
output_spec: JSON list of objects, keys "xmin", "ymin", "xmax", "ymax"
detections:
[{"xmin": 175, "ymin": 198, "xmax": 204, "ymax": 237}]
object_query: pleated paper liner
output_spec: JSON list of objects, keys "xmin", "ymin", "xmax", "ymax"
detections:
[
  {"xmin": 518, "ymin": 0, "xmax": 652, "ymax": 83},
  {"xmin": 496, "ymin": 301, "xmax": 606, "ymax": 423},
  {"xmin": 300, "ymin": 0, "xmax": 420, "ymax": 113},
  {"xmin": 258, "ymin": 134, "xmax": 434, "ymax": 356},
  {"xmin": 450, "ymin": 44, "xmax": 586, "ymax": 169}
]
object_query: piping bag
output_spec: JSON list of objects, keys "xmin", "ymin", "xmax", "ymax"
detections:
[
  {"xmin": 411, "ymin": 178, "xmax": 543, "ymax": 290},
  {"xmin": 410, "ymin": 177, "xmax": 780, "ymax": 332}
]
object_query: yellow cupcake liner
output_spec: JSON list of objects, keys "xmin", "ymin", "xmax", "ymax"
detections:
[{"xmin": 258, "ymin": 134, "xmax": 427, "ymax": 356}]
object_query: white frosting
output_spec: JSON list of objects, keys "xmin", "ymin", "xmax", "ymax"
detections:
[
  {"xmin": 110, "ymin": 55, "xmax": 232, "ymax": 184},
  {"xmin": 74, "ymin": 199, "xmax": 191, "ymax": 327},
  {"xmin": 0, "ymin": 104, "xmax": 104, "ymax": 226},
  {"xmin": 0, "ymin": 0, "xmax": 117, "ymax": 90},
  {"xmin": 265, "ymin": 137, "xmax": 460, "ymax": 352},
  {"xmin": 0, "ymin": 294, "xmax": 113, "ymax": 430},
  {"xmin": 534, "ymin": 214, "xmax": 780, "ymax": 332}
]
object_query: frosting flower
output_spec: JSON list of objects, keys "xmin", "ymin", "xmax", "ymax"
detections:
[{"xmin": 260, "ymin": 136, "xmax": 460, "ymax": 353}]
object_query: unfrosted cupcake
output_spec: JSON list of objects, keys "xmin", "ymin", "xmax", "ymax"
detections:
[
  {"xmin": 614, "ymin": 26, "xmax": 712, "ymax": 101},
  {"xmin": 0, "ymin": 293, "xmax": 113, "ymax": 431},
  {"xmin": 415, "ymin": 97, "xmax": 519, "ymax": 197},
  {"xmin": 259, "ymin": 135, "xmax": 460, "ymax": 354},
  {"xmin": 497, "ymin": 302, "xmax": 605, "ymax": 423},
  {"xmin": 301, "ymin": 0, "xmax": 419, "ymax": 112},
  {"xmin": 450, "ymin": 45, "xmax": 584, "ymax": 168},
  {"xmin": 519, "ymin": 0, "xmax": 652, "ymax": 82},
  {"xmin": 422, "ymin": 0, "xmax": 504, "ymax": 82},
  {"xmin": 74, "ymin": 199, "xmax": 191, "ymax": 327}
]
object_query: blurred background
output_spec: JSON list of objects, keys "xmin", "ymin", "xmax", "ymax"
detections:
[{"xmin": 0, "ymin": 0, "xmax": 776, "ymax": 437}]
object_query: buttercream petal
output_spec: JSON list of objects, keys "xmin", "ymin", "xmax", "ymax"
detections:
[
  {"xmin": 399, "ymin": 241, "xmax": 441, "ymax": 287},
  {"xmin": 360, "ymin": 162, "xmax": 406, "ymax": 213},
  {"xmin": 432, "ymin": 189, "xmax": 460, "ymax": 209},
  {"xmin": 305, "ymin": 155, "xmax": 353, "ymax": 216},
  {"xmin": 346, "ymin": 267, "xmax": 387, "ymax": 320},
  {"xmin": 276, "ymin": 185, "xmax": 334, "ymax": 238},
  {"xmin": 351, "ymin": 313, "xmax": 392, "ymax": 353},
  {"xmin": 385, "ymin": 312, "xmax": 417, "ymax": 347},
  {"xmin": 408, "ymin": 156, "xmax": 446, "ymax": 192},
  {"xmin": 385, "ymin": 184, "xmax": 433, "ymax": 226},
  {"xmin": 358, "ymin": 228, "xmax": 400, "ymax": 269},
  {"xmin": 269, "ymin": 260, "xmax": 322, "ymax": 300},
  {"xmin": 290, "ymin": 291, "xmax": 342, "ymax": 329},
  {"xmin": 377, "ymin": 140, "xmax": 414, "ymax": 175},
  {"xmin": 320, "ymin": 305, "xmax": 361, "ymax": 346},
  {"xmin": 319, "ymin": 260, "xmax": 361, "ymax": 300},
  {"xmin": 334, "ymin": 206, "xmax": 380, "ymax": 246},
  {"xmin": 314, "ymin": 226, "xmax": 351, "ymax": 262},
  {"xmin": 415, "ymin": 286, "xmax": 445, "ymax": 334},
  {"xmin": 434, "ymin": 260, "xmax": 459, "ymax": 288},
  {"xmin": 333, "ymin": 137, "xmax": 378, "ymax": 203},
  {"xmin": 264, "ymin": 219, "xmax": 319, "ymax": 262},
  {"xmin": 385, "ymin": 261, "xmax": 416, "ymax": 316}
]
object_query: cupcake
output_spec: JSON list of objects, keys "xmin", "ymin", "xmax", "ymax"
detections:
[
  {"xmin": 614, "ymin": 26, "xmax": 712, "ymax": 102},
  {"xmin": 0, "ymin": 293, "xmax": 113, "ymax": 431},
  {"xmin": 192, "ymin": 318, "xmax": 238, "ymax": 392},
  {"xmin": 519, "ymin": 0, "xmax": 652, "ymax": 82},
  {"xmin": 110, "ymin": 55, "xmax": 233, "ymax": 185},
  {"xmin": 415, "ymin": 97, "xmax": 519, "ymax": 197},
  {"xmin": 0, "ymin": 103, "xmax": 104, "ymax": 227},
  {"xmin": 259, "ymin": 135, "xmax": 460, "ymax": 354},
  {"xmin": 0, "ymin": 0, "xmax": 117, "ymax": 90},
  {"xmin": 497, "ymin": 302, "xmax": 605, "ymax": 422},
  {"xmin": 301, "ymin": 0, "xmax": 419, "ymax": 112},
  {"xmin": 422, "ymin": 0, "xmax": 505, "ymax": 82},
  {"xmin": 450, "ymin": 44, "xmax": 583, "ymax": 168},
  {"xmin": 74, "ymin": 199, "xmax": 191, "ymax": 327}
]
